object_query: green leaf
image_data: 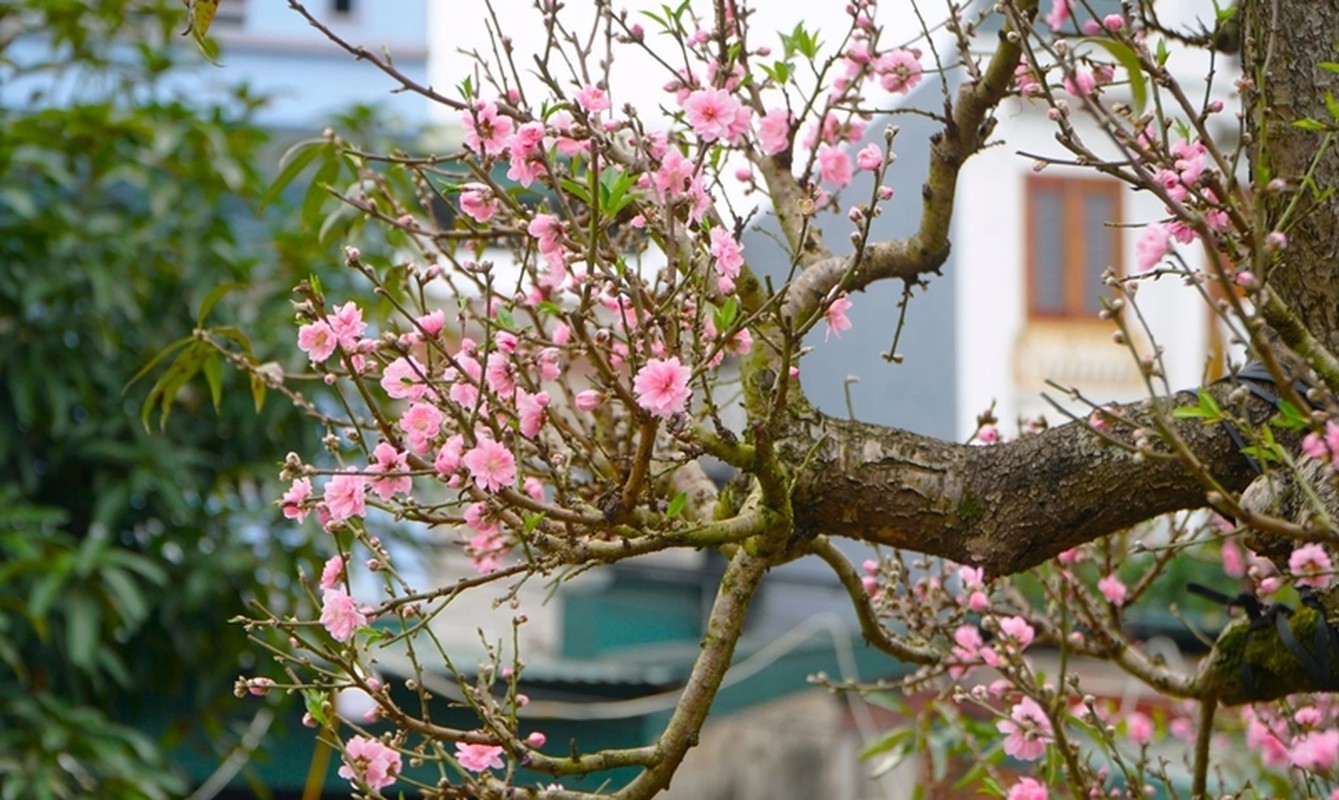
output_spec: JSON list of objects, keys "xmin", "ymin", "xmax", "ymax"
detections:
[
  {"xmin": 302, "ymin": 157, "xmax": 340, "ymax": 231},
  {"xmin": 523, "ymin": 512, "xmax": 546, "ymax": 533},
  {"xmin": 260, "ymin": 137, "xmax": 328, "ymax": 210},
  {"xmin": 1271, "ymin": 400, "xmax": 1308, "ymax": 431},
  {"xmin": 1321, "ymin": 62, "xmax": 1339, "ymax": 75},
  {"xmin": 302, "ymin": 689, "xmax": 332, "ymax": 728},
  {"xmin": 195, "ymin": 281, "xmax": 242, "ymax": 327},
  {"xmin": 1084, "ymin": 38, "xmax": 1148, "ymax": 115},
  {"xmin": 1170, "ymin": 388, "xmax": 1223, "ymax": 423},
  {"xmin": 123, "ymin": 337, "xmax": 193, "ymax": 392},
  {"xmin": 201, "ymin": 353, "xmax": 223, "ymax": 413},
  {"xmin": 1293, "ymin": 118, "xmax": 1328, "ymax": 132},
  {"xmin": 250, "ymin": 372, "xmax": 267, "ymax": 414},
  {"xmin": 713, "ymin": 296, "xmax": 739, "ymax": 331},
  {"xmin": 1327, "ymin": 91, "xmax": 1339, "ymax": 122},
  {"xmin": 65, "ymin": 591, "xmax": 101, "ymax": 673},
  {"xmin": 666, "ymin": 492, "xmax": 687, "ymax": 519}
]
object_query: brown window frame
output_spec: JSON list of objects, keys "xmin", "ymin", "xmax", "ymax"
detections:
[{"xmin": 1024, "ymin": 175, "xmax": 1124, "ymax": 320}]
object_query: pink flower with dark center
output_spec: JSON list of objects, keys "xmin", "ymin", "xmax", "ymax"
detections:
[
  {"xmin": 1098, "ymin": 573, "xmax": 1128, "ymax": 606},
  {"xmin": 682, "ymin": 88, "xmax": 747, "ymax": 143},
  {"xmin": 1006, "ymin": 778, "xmax": 1049, "ymax": 800},
  {"xmin": 875, "ymin": 49, "xmax": 922, "ymax": 95},
  {"xmin": 997, "ymin": 697, "xmax": 1053, "ymax": 761},
  {"xmin": 824, "ymin": 295, "xmax": 853, "ymax": 339},
  {"xmin": 632, "ymin": 357, "xmax": 692, "ymax": 418},
  {"xmin": 320, "ymin": 586, "xmax": 368, "ymax": 642},
  {"xmin": 324, "ymin": 472, "xmax": 367, "ymax": 522},
  {"xmin": 1290, "ymin": 543, "xmax": 1334, "ymax": 589},
  {"xmin": 298, "ymin": 321, "xmax": 338, "ymax": 363},
  {"xmin": 456, "ymin": 742, "xmax": 505, "ymax": 773},
  {"xmin": 756, "ymin": 108, "xmax": 791, "ymax": 155},
  {"xmin": 463, "ymin": 437, "xmax": 516, "ymax": 493},
  {"xmin": 339, "ymin": 735, "xmax": 401, "ymax": 791},
  {"xmin": 463, "ymin": 101, "xmax": 514, "ymax": 157},
  {"xmin": 282, "ymin": 477, "xmax": 312, "ymax": 522}
]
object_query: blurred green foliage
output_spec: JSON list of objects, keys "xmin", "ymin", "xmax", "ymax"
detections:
[{"xmin": 0, "ymin": 1, "xmax": 346, "ymax": 795}]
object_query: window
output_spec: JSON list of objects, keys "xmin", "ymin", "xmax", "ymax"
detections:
[
  {"xmin": 332, "ymin": 0, "xmax": 354, "ymax": 14},
  {"xmin": 1025, "ymin": 175, "xmax": 1123, "ymax": 319}
]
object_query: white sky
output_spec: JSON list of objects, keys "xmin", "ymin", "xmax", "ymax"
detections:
[{"xmin": 425, "ymin": 0, "xmax": 946, "ymax": 125}]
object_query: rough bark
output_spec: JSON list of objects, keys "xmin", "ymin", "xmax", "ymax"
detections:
[{"xmin": 788, "ymin": 388, "xmax": 1274, "ymax": 577}]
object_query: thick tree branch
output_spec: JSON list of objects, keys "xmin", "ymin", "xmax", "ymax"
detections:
[
  {"xmin": 779, "ymin": 2, "xmax": 1034, "ymax": 324},
  {"xmin": 788, "ymin": 385, "xmax": 1276, "ymax": 577}
]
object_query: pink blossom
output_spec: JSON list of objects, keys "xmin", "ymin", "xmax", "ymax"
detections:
[
  {"xmin": 1126, "ymin": 711, "xmax": 1155, "ymax": 745},
  {"xmin": 1098, "ymin": 573, "xmax": 1128, "ymax": 606},
  {"xmin": 282, "ymin": 477, "xmax": 312, "ymax": 522},
  {"xmin": 575, "ymin": 84, "xmax": 612, "ymax": 113},
  {"xmin": 632, "ymin": 357, "xmax": 692, "ymax": 418},
  {"xmin": 997, "ymin": 697, "xmax": 1053, "ymax": 761},
  {"xmin": 463, "ymin": 437, "xmax": 516, "ymax": 493},
  {"xmin": 709, "ymin": 227, "xmax": 745, "ymax": 280},
  {"xmin": 400, "ymin": 402, "xmax": 443, "ymax": 454},
  {"xmin": 998, "ymin": 616, "xmax": 1035, "ymax": 650},
  {"xmin": 381, "ymin": 356, "xmax": 429, "ymax": 401},
  {"xmin": 463, "ymin": 101, "xmax": 514, "ymax": 157},
  {"xmin": 682, "ymin": 88, "xmax": 749, "ymax": 144},
  {"xmin": 1064, "ymin": 69, "xmax": 1097, "ymax": 98},
  {"xmin": 298, "ymin": 321, "xmax": 338, "ymax": 363},
  {"xmin": 1290, "ymin": 543, "xmax": 1334, "ymax": 589},
  {"xmin": 448, "ymin": 353, "xmax": 483, "ymax": 408},
  {"xmin": 460, "ymin": 183, "xmax": 498, "ymax": 223},
  {"xmin": 875, "ymin": 49, "xmax": 922, "ymax": 95},
  {"xmin": 1103, "ymin": 13, "xmax": 1124, "ymax": 30},
  {"xmin": 817, "ymin": 143, "xmax": 853, "ymax": 188},
  {"xmin": 320, "ymin": 554, "xmax": 346, "ymax": 590},
  {"xmin": 417, "ymin": 309, "xmax": 446, "ymax": 338},
  {"xmin": 434, "ymin": 435, "xmax": 465, "ymax": 476},
  {"xmin": 366, "ymin": 442, "xmax": 412, "ymax": 500},
  {"xmin": 1007, "ymin": 778, "xmax": 1049, "ymax": 800},
  {"xmin": 824, "ymin": 295, "xmax": 853, "ymax": 340},
  {"xmin": 320, "ymin": 586, "xmax": 368, "ymax": 642},
  {"xmin": 1135, "ymin": 222, "xmax": 1171, "ymax": 272},
  {"xmin": 1292, "ymin": 729, "xmax": 1339, "ymax": 772},
  {"xmin": 324, "ymin": 472, "xmax": 368, "ymax": 523},
  {"xmin": 485, "ymin": 351, "xmax": 516, "ymax": 396},
  {"xmin": 1045, "ymin": 0, "xmax": 1071, "ymax": 30},
  {"xmin": 516, "ymin": 388, "xmax": 550, "ymax": 438},
  {"xmin": 1221, "ymin": 538, "xmax": 1245, "ymax": 578},
  {"xmin": 856, "ymin": 143, "xmax": 883, "ymax": 172},
  {"xmin": 756, "ymin": 108, "xmax": 791, "ymax": 155},
  {"xmin": 328, "ymin": 302, "xmax": 367, "ymax": 349},
  {"xmin": 949, "ymin": 625, "xmax": 984, "ymax": 678},
  {"xmin": 574, "ymin": 390, "xmax": 604, "ymax": 411},
  {"xmin": 525, "ymin": 731, "xmax": 547, "ymax": 748},
  {"xmin": 456, "ymin": 742, "xmax": 505, "ymax": 773},
  {"xmin": 339, "ymin": 735, "xmax": 401, "ymax": 790}
]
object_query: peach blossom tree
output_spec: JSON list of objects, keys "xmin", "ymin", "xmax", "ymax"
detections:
[{"xmin": 178, "ymin": 0, "xmax": 1339, "ymax": 796}]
